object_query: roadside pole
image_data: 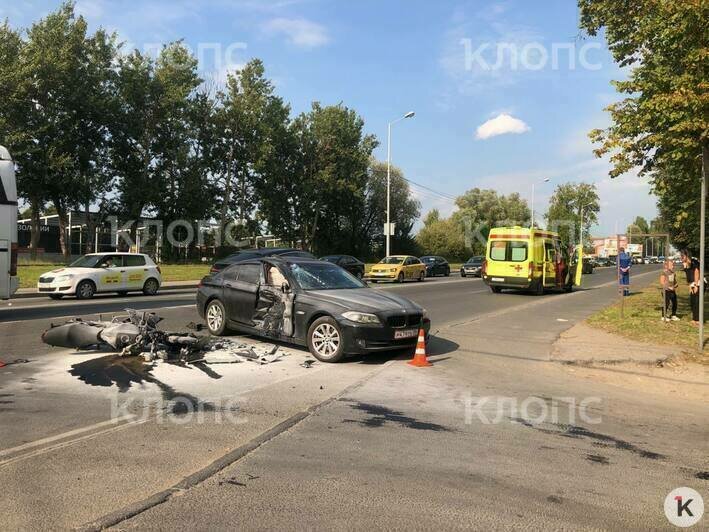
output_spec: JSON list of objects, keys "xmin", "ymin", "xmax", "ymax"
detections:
[{"xmin": 699, "ymin": 148, "xmax": 707, "ymax": 351}]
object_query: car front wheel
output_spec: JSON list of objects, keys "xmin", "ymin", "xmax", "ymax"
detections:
[
  {"xmin": 307, "ymin": 317, "xmax": 345, "ymax": 362},
  {"xmin": 205, "ymin": 299, "xmax": 228, "ymax": 336}
]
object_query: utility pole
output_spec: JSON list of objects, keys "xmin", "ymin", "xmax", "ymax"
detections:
[
  {"xmin": 385, "ymin": 111, "xmax": 415, "ymax": 257},
  {"xmin": 699, "ymin": 146, "xmax": 707, "ymax": 350}
]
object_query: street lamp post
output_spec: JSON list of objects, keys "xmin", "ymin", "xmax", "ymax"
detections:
[
  {"xmin": 386, "ymin": 111, "xmax": 415, "ymax": 257},
  {"xmin": 530, "ymin": 178, "xmax": 550, "ymax": 229}
]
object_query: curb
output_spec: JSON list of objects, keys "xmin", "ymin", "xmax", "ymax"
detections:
[{"xmin": 13, "ymin": 283, "xmax": 200, "ymax": 300}]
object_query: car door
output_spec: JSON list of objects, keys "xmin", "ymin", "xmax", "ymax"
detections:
[
  {"xmin": 543, "ymin": 241, "xmax": 556, "ymax": 287},
  {"xmin": 124, "ymin": 254, "xmax": 147, "ymax": 290},
  {"xmin": 97, "ymin": 255, "xmax": 127, "ymax": 292},
  {"xmin": 224, "ymin": 263, "xmax": 262, "ymax": 325}
]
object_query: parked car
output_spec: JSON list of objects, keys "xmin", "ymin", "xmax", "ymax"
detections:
[
  {"xmin": 367, "ymin": 255, "xmax": 426, "ymax": 283},
  {"xmin": 210, "ymin": 248, "xmax": 315, "ymax": 273},
  {"xmin": 197, "ymin": 257, "xmax": 430, "ymax": 362},
  {"xmin": 320, "ymin": 254, "xmax": 365, "ymax": 279},
  {"xmin": 420, "ymin": 256, "xmax": 450, "ymax": 277},
  {"xmin": 460, "ymin": 256, "xmax": 484, "ymax": 277},
  {"xmin": 37, "ymin": 253, "xmax": 162, "ymax": 300}
]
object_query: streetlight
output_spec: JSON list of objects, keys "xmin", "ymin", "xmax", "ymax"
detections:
[
  {"xmin": 530, "ymin": 177, "xmax": 550, "ymax": 229},
  {"xmin": 386, "ymin": 111, "xmax": 415, "ymax": 257}
]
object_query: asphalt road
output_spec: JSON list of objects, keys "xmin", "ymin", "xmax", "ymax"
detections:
[{"xmin": 1, "ymin": 264, "xmax": 706, "ymax": 530}]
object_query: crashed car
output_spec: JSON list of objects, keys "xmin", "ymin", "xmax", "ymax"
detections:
[{"xmin": 197, "ymin": 257, "xmax": 431, "ymax": 362}]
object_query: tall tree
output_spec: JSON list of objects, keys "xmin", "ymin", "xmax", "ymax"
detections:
[
  {"xmin": 452, "ymin": 188, "xmax": 531, "ymax": 253},
  {"xmin": 545, "ymin": 182, "xmax": 601, "ymax": 246},
  {"xmin": 579, "ymin": 0, "xmax": 708, "ymax": 251}
]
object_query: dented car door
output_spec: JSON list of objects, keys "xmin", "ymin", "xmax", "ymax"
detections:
[{"xmin": 224, "ymin": 263, "xmax": 262, "ymax": 325}]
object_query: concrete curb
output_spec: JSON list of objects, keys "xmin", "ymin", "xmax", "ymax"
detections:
[
  {"xmin": 76, "ymin": 361, "xmax": 393, "ymax": 531},
  {"xmin": 14, "ymin": 282, "xmax": 200, "ymax": 299}
]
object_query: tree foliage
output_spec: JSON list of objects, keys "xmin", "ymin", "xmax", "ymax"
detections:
[
  {"xmin": 544, "ymin": 182, "xmax": 600, "ymax": 246},
  {"xmin": 578, "ymin": 0, "xmax": 709, "ymax": 252}
]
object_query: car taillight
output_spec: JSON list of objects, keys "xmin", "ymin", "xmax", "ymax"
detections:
[
  {"xmin": 481, "ymin": 260, "xmax": 487, "ymax": 275},
  {"xmin": 10, "ymin": 243, "xmax": 18, "ymax": 276}
]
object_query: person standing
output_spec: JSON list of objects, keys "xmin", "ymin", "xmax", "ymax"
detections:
[
  {"xmin": 618, "ymin": 247, "xmax": 632, "ymax": 296},
  {"xmin": 660, "ymin": 259, "xmax": 679, "ymax": 322},
  {"xmin": 680, "ymin": 249, "xmax": 701, "ymax": 326}
]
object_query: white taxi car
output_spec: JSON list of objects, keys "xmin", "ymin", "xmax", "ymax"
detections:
[{"xmin": 37, "ymin": 253, "xmax": 162, "ymax": 299}]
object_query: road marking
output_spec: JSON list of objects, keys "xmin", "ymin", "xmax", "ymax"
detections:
[{"xmin": 0, "ymin": 304, "xmax": 197, "ymax": 325}]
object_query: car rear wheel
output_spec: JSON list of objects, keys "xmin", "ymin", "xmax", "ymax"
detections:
[
  {"xmin": 307, "ymin": 317, "xmax": 345, "ymax": 362},
  {"xmin": 75, "ymin": 280, "xmax": 95, "ymax": 300},
  {"xmin": 205, "ymin": 299, "xmax": 228, "ymax": 336},
  {"xmin": 143, "ymin": 278, "xmax": 159, "ymax": 295},
  {"xmin": 445, "ymin": 268, "xmax": 450, "ymax": 277},
  {"xmin": 397, "ymin": 272, "xmax": 404, "ymax": 283},
  {"xmin": 418, "ymin": 271, "xmax": 425, "ymax": 282}
]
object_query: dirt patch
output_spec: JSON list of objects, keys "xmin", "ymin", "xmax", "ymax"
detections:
[{"xmin": 551, "ymin": 322, "xmax": 708, "ymax": 402}]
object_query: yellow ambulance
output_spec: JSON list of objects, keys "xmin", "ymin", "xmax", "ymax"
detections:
[{"xmin": 482, "ymin": 227, "xmax": 583, "ymax": 294}]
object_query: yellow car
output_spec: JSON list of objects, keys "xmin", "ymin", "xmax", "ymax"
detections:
[{"xmin": 368, "ymin": 255, "xmax": 426, "ymax": 283}]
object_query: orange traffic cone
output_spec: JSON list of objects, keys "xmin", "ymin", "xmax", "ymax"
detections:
[{"xmin": 407, "ymin": 327, "xmax": 432, "ymax": 367}]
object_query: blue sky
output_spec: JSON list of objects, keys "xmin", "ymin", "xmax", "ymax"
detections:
[{"xmin": 3, "ymin": 0, "xmax": 658, "ymax": 236}]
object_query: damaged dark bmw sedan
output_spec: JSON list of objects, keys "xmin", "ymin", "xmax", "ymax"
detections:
[{"xmin": 196, "ymin": 257, "xmax": 430, "ymax": 362}]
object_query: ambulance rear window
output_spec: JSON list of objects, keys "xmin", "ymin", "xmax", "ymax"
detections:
[{"xmin": 490, "ymin": 241, "xmax": 528, "ymax": 262}]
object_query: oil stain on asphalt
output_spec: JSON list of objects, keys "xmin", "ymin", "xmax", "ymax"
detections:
[
  {"xmin": 341, "ymin": 400, "xmax": 453, "ymax": 432},
  {"xmin": 68, "ymin": 355, "xmax": 216, "ymax": 414}
]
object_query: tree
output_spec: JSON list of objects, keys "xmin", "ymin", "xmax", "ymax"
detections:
[
  {"xmin": 416, "ymin": 211, "xmax": 468, "ymax": 260},
  {"xmin": 359, "ymin": 160, "xmax": 420, "ymax": 258},
  {"xmin": 578, "ymin": 0, "xmax": 708, "ymax": 252},
  {"xmin": 545, "ymin": 182, "xmax": 600, "ymax": 246},
  {"xmin": 452, "ymin": 188, "xmax": 530, "ymax": 254}
]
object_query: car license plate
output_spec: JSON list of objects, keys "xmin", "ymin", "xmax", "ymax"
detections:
[
  {"xmin": 491, "ymin": 277, "xmax": 504, "ymax": 282},
  {"xmin": 394, "ymin": 329, "xmax": 418, "ymax": 339}
]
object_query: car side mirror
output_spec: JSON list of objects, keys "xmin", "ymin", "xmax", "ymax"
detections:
[{"xmin": 281, "ymin": 281, "xmax": 291, "ymax": 293}]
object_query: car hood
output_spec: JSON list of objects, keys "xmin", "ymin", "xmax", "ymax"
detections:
[
  {"xmin": 40, "ymin": 267, "xmax": 96, "ymax": 277},
  {"xmin": 306, "ymin": 288, "xmax": 422, "ymax": 314}
]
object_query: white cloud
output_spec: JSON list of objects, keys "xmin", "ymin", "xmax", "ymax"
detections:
[
  {"xmin": 475, "ymin": 113, "xmax": 530, "ymax": 140},
  {"xmin": 262, "ymin": 17, "xmax": 330, "ymax": 49}
]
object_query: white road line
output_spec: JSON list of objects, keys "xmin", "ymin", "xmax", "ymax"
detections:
[
  {"xmin": 0, "ymin": 414, "xmax": 137, "ymax": 458},
  {"xmin": 0, "ymin": 417, "xmax": 149, "ymax": 468},
  {"xmin": 0, "ymin": 304, "xmax": 197, "ymax": 326}
]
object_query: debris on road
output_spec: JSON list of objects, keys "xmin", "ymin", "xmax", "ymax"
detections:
[
  {"xmin": 300, "ymin": 359, "xmax": 316, "ymax": 368},
  {"xmin": 41, "ymin": 309, "xmax": 286, "ymax": 367}
]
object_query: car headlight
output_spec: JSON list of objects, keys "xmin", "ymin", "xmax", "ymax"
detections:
[
  {"xmin": 55, "ymin": 274, "xmax": 74, "ymax": 282},
  {"xmin": 342, "ymin": 311, "xmax": 381, "ymax": 324}
]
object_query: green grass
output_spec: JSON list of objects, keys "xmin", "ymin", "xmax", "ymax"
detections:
[
  {"xmin": 587, "ymin": 275, "xmax": 709, "ymax": 352},
  {"xmin": 17, "ymin": 264, "xmax": 211, "ymax": 289}
]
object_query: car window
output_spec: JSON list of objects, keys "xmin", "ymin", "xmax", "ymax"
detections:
[
  {"xmin": 490, "ymin": 241, "xmax": 528, "ymax": 262},
  {"xmin": 411, "ymin": 258, "xmax": 422, "ymax": 265},
  {"xmin": 379, "ymin": 257, "xmax": 404, "ymax": 265},
  {"xmin": 222, "ymin": 265, "xmax": 239, "ymax": 281},
  {"xmin": 341, "ymin": 256, "xmax": 353, "ymax": 265},
  {"xmin": 70, "ymin": 255, "xmax": 103, "ymax": 268},
  {"xmin": 98, "ymin": 255, "xmax": 123, "ymax": 268},
  {"xmin": 124, "ymin": 255, "xmax": 146, "ymax": 267},
  {"xmin": 237, "ymin": 263, "xmax": 262, "ymax": 284},
  {"xmin": 404, "ymin": 257, "xmax": 413, "ymax": 266},
  {"xmin": 288, "ymin": 262, "xmax": 365, "ymax": 290}
]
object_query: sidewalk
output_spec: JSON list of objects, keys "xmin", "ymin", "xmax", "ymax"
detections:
[
  {"xmin": 551, "ymin": 322, "xmax": 708, "ymax": 402},
  {"xmin": 14, "ymin": 280, "xmax": 199, "ymax": 299}
]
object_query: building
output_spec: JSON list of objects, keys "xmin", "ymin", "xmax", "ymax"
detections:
[{"xmin": 591, "ymin": 236, "xmax": 643, "ymax": 258}]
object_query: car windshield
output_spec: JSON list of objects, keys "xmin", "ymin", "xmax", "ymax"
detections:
[
  {"xmin": 421, "ymin": 257, "xmax": 436, "ymax": 263},
  {"xmin": 69, "ymin": 255, "xmax": 103, "ymax": 268},
  {"xmin": 467, "ymin": 257, "xmax": 482, "ymax": 264},
  {"xmin": 288, "ymin": 262, "xmax": 366, "ymax": 290},
  {"xmin": 321, "ymin": 256, "xmax": 339, "ymax": 263},
  {"xmin": 379, "ymin": 257, "xmax": 404, "ymax": 265}
]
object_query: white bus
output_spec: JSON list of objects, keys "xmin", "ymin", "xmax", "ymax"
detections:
[{"xmin": 0, "ymin": 145, "xmax": 18, "ymax": 299}]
